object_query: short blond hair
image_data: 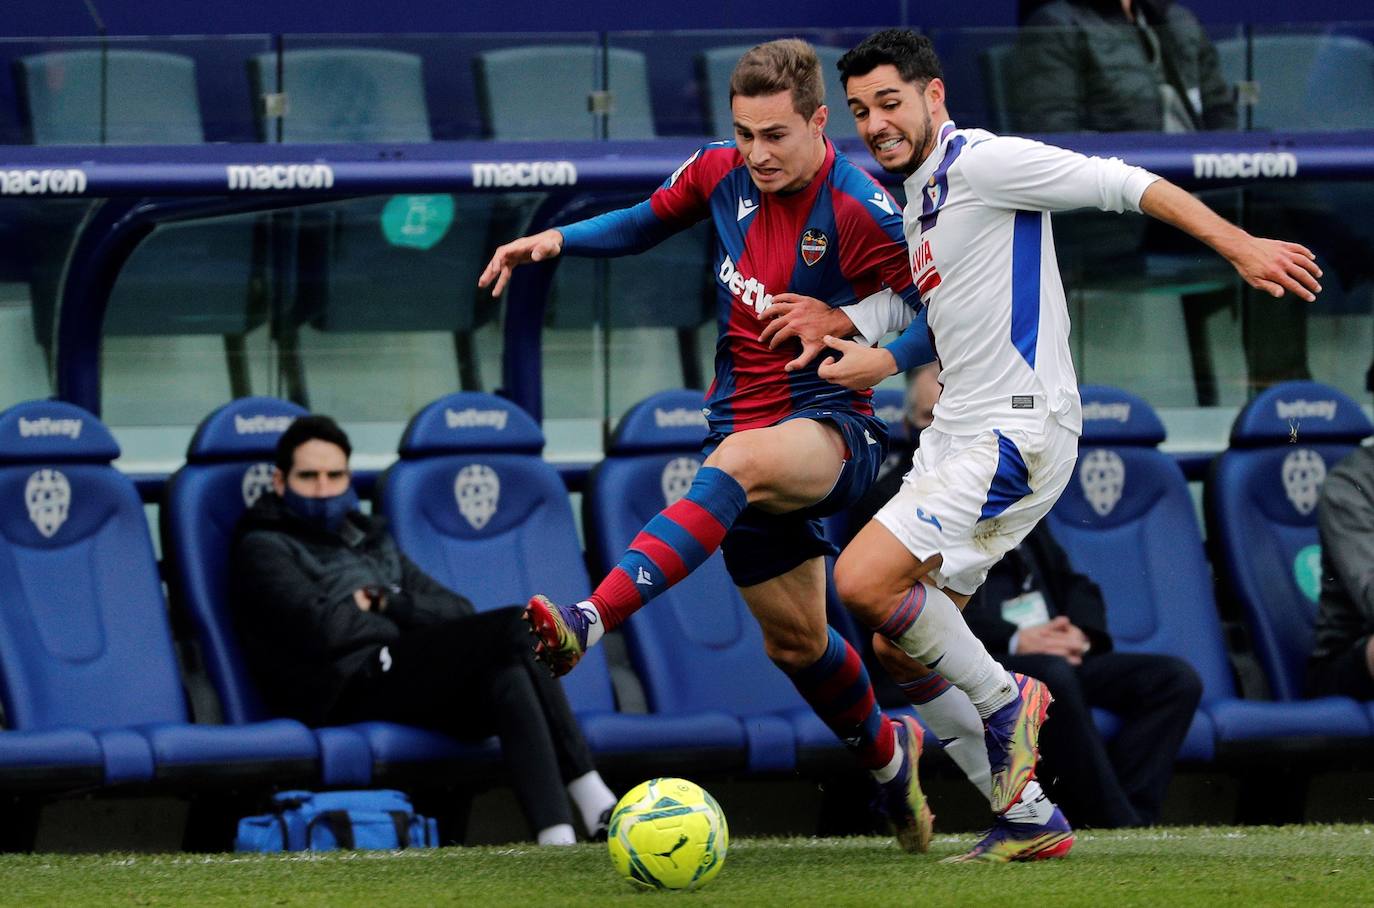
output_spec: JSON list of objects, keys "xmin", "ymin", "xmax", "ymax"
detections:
[{"xmin": 729, "ymin": 39, "xmax": 825, "ymax": 120}]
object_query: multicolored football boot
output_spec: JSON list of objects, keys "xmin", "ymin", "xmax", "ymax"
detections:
[
  {"xmin": 984, "ymin": 672, "xmax": 1054, "ymax": 814},
  {"xmin": 942, "ymin": 806, "xmax": 1074, "ymax": 864},
  {"xmin": 872, "ymin": 715, "xmax": 935, "ymax": 853},
  {"xmin": 523, "ymin": 594, "xmax": 590, "ymax": 676}
]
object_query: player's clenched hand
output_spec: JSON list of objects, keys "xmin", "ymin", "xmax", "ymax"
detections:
[
  {"xmin": 1226, "ymin": 235, "xmax": 1322, "ymax": 302},
  {"xmin": 815, "ymin": 335, "xmax": 898, "ymax": 391},
  {"xmin": 758, "ymin": 293, "xmax": 857, "ymax": 373},
  {"xmin": 477, "ymin": 229, "xmax": 564, "ymax": 297}
]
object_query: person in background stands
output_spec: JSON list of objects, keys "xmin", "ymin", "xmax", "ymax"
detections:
[
  {"xmin": 230, "ymin": 415, "xmax": 617, "ymax": 846},
  {"xmin": 1308, "ymin": 397, "xmax": 1374, "ymax": 701}
]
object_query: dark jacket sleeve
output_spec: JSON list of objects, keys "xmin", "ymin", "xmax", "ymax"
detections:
[
  {"xmin": 233, "ymin": 530, "xmax": 397, "ymax": 658},
  {"xmin": 386, "ymin": 552, "xmax": 477, "ymax": 628},
  {"xmin": 1031, "ymin": 525, "xmax": 1115, "ymax": 654},
  {"xmin": 1011, "ymin": 8, "xmax": 1087, "ymax": 132},
  {"xmin": 1174, "ymin": 5, "xmax": 1237, "ymax": 130},
  {"xmin": 961, "ymin": 565, "xmax": 1023, "ymax": 655},
  {"xmin": 1319, "ymin": 456, "xmax": 1374, "ymax": 624}
]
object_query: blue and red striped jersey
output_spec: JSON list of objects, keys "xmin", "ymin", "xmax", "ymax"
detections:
[{"xmin": 561, "ymin": 138, "xmax": 920, "ymax": 435}]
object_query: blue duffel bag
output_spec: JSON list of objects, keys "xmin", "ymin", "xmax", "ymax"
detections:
[{"xmin": 236, "ymin": 789, "xmax": 439, "ymax": 851}]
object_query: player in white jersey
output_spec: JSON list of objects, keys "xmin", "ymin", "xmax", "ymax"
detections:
[{"xmin": 814, "ymin": 29, "xmax": 1321, "ymax": 862}]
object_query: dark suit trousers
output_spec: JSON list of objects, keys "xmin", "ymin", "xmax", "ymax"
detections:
[
  {"xmin": 1001, "ymin": 651, "xmax": 1202, "ymax": 828},
  {"xmin": 329, "ymin": 606, "xmax": 596, "ymax": 834}
]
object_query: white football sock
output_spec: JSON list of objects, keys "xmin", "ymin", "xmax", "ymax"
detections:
[
  {"xmin": 870, "ymin": 727, "xmax": 904, "ymax": 784},
  {"xmin": 889, "ymin": 583, "xmax": 1016, "ymax": 718},
  {"xmin": 1002, "ymin": 780, "xmax": 1058, "ymax": 825},
  {"xmin": 912, "ymin": 686, "xmax": 992, "ymax": 804},
  {"xmin": 537, "ymin": 823, "xmax": 576, "ymax": 846},
  {"xmin": 567, "ymin": 770, "xmax": 617, "ymax": 834},
  {"xmin": 576, "ymin": 601, "xmax": 606, "ymax": 647}
]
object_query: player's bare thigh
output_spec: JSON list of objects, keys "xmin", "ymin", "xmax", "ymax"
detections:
[
  {"xmin": 704, "ymin": 418, "xmax": 846, "ymax": 513},
  {"xmin": 737, "ymin": 556, "xmax": 830, "ymax": 671},
  {"xmin": 834, "ymin": 519, "xmax": 970, "ymax": 628}
]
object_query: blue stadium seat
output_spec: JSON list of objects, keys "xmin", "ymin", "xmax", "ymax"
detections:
[
  {"xmin": 584, "ymin": 390, "xmax": 865, "ymax": 772},
  {"xmin": 1046, "ymin": 386, "xmax": 1372, "ymax": 756},
  {"xmin": 474, "ymin": 45, "xmax": 656, "ymax": 141},
  {"xmin": 160, "ymin": 397, "xmax": 375, "ymax": 786},
  {"xmin": 1215, "ymin": 34, "xmax": 1374, "ymax": 132},
  {"xmin": 697, "ymin": 44, "xmax": 857, "ymax": 140},
  {"xmin": 1206, "ymin": 381, "xmax": 1374, "ymax": 707},
  {"xmin": 377, "ymin": 391, "xmax": 746, "ymax": 768},
  {"xmin": 0, "ymin": 400, "xmax": 319, "ymax": 787},
  {"xmin": 247, "ymin": 48, "xmax": 496, "ymax": 396},
  {"xmin": 14, "ymin": 49, "xmax": 262, "ymax": 398},
  {"xmin": 472, "ymin": 45, "xmax": 713, "ymax": 391}
]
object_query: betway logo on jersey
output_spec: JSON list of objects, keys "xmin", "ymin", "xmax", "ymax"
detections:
[
  {"xmin": 1192, "ymin": 152, "xmax": 1297, "ymax": 180},
  {"xmin": 911, "ymin": 235, "xmax": 942, "ymax": 296},
  {"xmin": 1276, "ymin": 398, "xmax": 1337, "ymax": 421},
  {"xmin": 17, "ymin": 416, "xmax": 82, "ymax": 439},
  {"xmin": 653, "ymin": 407, "xmax": 707, "ymax": 429},
  {"xmin": 717, "ymin": 256, "xmax": 775, "ymax": 315},
  {"xmin": 0, "ymin": 168, "xmax": 87, "ymax": 195},
  {"xmin": 234, "ymin": 414, "xmax": 294, "ymax": 435},
  {"xmin": 472, "ymin": 161, "xmax": 577, "ymax": 188},
  {"xmin": 1082, "ymin": 401, "xmax": 1131, "ymax": 423},
  {"xmin": 445, "ymin": 408, "xmax": 508, "ymax": 430},
  {"xmin": 226, "ymin": 163, "xmax": 335, "ymax": 191}
]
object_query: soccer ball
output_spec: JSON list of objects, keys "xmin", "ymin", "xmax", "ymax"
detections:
[{"xmin": 606, "ymin": 777, "xmax": 728, "ymax": 891}]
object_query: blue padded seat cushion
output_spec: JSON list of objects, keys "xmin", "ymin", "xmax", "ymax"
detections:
[
  {"xmin": 186, "ymin": 397, "xmax": 308, "ymax": 462},
  {"xmin": 0, "ymin": 401, "xmax": 119, "ymax": 464},
  {"xmin": 399, "ymin": 392, "xmax": 543, "ymax": 457},
  {"xmin": 1078, "ymin": 384, "xmax": 1167, "ymax": 447},
  {"xmin": 1229, "ymin": 381, "xmax": 1372, "ymax": 446},
  {"xmin": 609, "ymin": 390, "xmax": 709, "ymax": 454}
]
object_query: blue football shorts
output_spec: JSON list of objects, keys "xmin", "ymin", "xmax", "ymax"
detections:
[{"xmin": 707, "ymin": 407, "xmax": 888, "ymax": 588}]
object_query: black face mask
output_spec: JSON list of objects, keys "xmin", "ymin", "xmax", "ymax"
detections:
[{"xmin": 282, "ymin": 486, "xmax": 359, "ymax": 533}]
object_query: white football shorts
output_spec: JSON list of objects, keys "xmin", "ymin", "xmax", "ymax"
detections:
[{"xmin": 874, "ymin": 421, "xmax": 1080, "ymax": 595}]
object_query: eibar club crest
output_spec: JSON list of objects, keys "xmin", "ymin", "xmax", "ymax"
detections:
[{"xmin": 800, "ymin": 228, "xmax": 828, "ymax": 266}]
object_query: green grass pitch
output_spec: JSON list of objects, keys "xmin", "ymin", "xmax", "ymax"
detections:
[{"xmin": 2, "ymin": 826, "xmax": 1369, "ymax": 906}]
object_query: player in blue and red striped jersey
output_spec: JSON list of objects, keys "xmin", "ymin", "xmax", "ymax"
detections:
[{"xmin": 482, "ymin": 39, "xmax": 959, "ymax": 853}]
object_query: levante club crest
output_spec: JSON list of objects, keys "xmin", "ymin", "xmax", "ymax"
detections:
[{"xmin": 800, "ymin": 228, "xmax": 828, "ymax": 266}]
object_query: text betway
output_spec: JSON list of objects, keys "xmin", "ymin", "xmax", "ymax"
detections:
[
  {"xmin": 1276, "ymin": 399, "xmax": 1337, "ymax": 421},
  {"xmin": 445, "ymin": 408, "xmax": 508, "ymax": 430},
  {"xmin": 234, "ymin": 414, "xmax": 294, "ymax": 434},
  {"xmin": 1082, "ymin": 401, "xmax": 1131, "ymax": 423},
  {"xmin": 653, "ymin": 407, "xmax": 707, "ymax": 429},
  {"xmin": 1192, "ymin": 152, "xmax": 1297, "ymax": 180},
  {"xmin": 717, "ymin": 256, "xmax": 776, "ymax": 315},
  {"xmin": 875, "ymin": 404, "xmax": 904, "ymax": 426},
  {"xmin": 18, "ymin": 416, "xmax": 82, "ymax": 439},
  {"xmin": 0, "ymin": 168, "xmax": 87, "ymax": 195},
  {"xmin": 472, "ymin": 161, "xmax": 577, "ymax": 189},
  {"xmin": 226, "ymin": 163, "xmax": 335, "ymax": 191}
]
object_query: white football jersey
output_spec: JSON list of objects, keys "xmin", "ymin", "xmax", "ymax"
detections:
[{"xmin": 904, "ymin": 122, "xmax": 1160, "ymax": 436}]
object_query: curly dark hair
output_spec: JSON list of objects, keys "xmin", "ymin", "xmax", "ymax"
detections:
[{"xmin": 836, "ymin": 28, "xmax": 943, "ymax": 88}]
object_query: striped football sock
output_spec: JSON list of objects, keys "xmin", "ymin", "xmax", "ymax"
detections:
[
  {"xmin": 786, "ymin": 627, "xmax": 896, "ymax": 772},
  {"xmin": 588, "ymin": 466, "xmax": 747, "ymax": 631},
  {"xmin": 898, "ymin": 674, "xmax": 993, "ymax": 804}
]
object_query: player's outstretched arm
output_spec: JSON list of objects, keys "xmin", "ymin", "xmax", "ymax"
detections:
[
  {"xmin": 477, "ymin": 228, "xmax": 564, "ymax": 298},
  {"xmin": 1139, "ymin": 180, "xmax": 1323, "ymax": 301}
]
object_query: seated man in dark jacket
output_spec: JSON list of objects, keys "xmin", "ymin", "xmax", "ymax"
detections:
[
  {"xmin": 1308, "ymin": 441, "xmax": 1374, "ymax": 700},
  {"xmin": 855, "ymin": 365, "xmax": 1202, "ymax": 828},
  {"xmin": 230, "ymin": 415, "xmax": 616, "ymax": 846}
]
